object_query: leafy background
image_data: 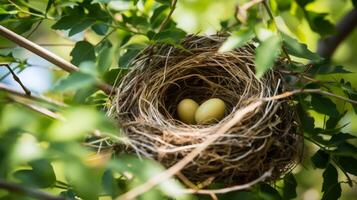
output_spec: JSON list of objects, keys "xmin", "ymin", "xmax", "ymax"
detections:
[{"xmin": 0, "ymin": 0, "xmax": 356, "ymax": 200}]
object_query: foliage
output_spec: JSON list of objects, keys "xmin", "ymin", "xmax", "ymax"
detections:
[{"xmin": 0, "ymin": 0, "xmax": 356, "ymax": 199}]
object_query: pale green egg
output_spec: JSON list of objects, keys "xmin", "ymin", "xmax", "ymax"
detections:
[
  {"xmin": 195, "ymin": 98, "xmax": 226, "ymax": 124},
  {"xmin": 177, "ymin": 98, "xmax": 199, "ymax": 124}
]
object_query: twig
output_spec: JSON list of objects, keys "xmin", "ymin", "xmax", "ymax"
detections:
[
  {"xmin": 0, "ymin": 44, "xmax": 74, "ymax": 49},
  {"xmin": 0, "ymin": 25, "xmax": 115, "ymax": 95},
  {"xmin": 317, "ymin": 8, "xmax": 357, "ymax": 59},
  {"xmin": 0, "ymin": 178, "xmax": 66, "ymax": 200},
  {"xmin": 1, "ymin": 64, "xmax": 31, "ymax": 95},
  {"xmin": 180, "ymin": 168, "xmax": 273, "ymax": 194},
  {"xmin": 262, "ymin": 88, "xmax": 357, "ymax": 105},
  {"xmin": 0, "ymin": 82, "xmax": 67, "ymax": 107},
  {"xmin": 116, "ymin": 101, "xmax": 264, "ymax": 200},
  {"xmin": 158, "ymin": 0, "xmax": 178, "ymax": 32},
  {"xmin": 9, "ymin": 97, "xmax": 65, "ymax": 121}
]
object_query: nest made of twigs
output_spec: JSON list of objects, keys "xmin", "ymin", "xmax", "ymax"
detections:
[{"xmin": 109, "ymin": 35, "xmax": 303, "ymax": 187}]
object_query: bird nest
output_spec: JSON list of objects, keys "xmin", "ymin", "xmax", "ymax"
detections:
[{"xmin": 109, "ymin": 35, "xmax": 303, "ymax": 187}]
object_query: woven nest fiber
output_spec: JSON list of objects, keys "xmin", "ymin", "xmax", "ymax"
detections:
[{"xmin": 109, "ymin": 35, "xmax": 303, "ymax": 186}]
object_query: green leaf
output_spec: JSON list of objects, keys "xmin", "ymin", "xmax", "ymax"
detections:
[
  {"xmin": 92, "ymin": 23, "xmax": 109, "ymax": 35},
  {"xmin": 321, "ymin": 164, "xmax": 341, "ymax": 200},
  {"xmin": 103, "ymin": 68, "xmax": 130, "ymax": 85},
  {"xmin": 150, "ymin": 5, "xmax": 170, "ymax": 29},
  {"xmin": 258, "ymin": 184, "xmax": 282, "ymax": 200},
  {"xmin": 14, "ymin": 159, "xmax": 56, "ymax": 188},
  {"xmin": 326, "ymin": 111, "xmax": 347, "ymax": 129},
  {"xmin": 281, "ymin": 33, "xmax": 321, "ymax": 61},
  {"xmin": 340, "ymin": 79, "xmax": 357, "ymax": 114},
  {"xmin": 296, "ymin": 0, "xmax": 314, "ymax": 7},
  {"xmin": 155, "ymin": 0, "xmax": 172, "ymax": 5},
  {"xmin": 218, "ymin": 29, "xmax": 254, "ymax": 52},
  {"xmin": 69, "ymin": 18, "xmax": 95, "ymax": 36},
  {"xmin": 102, "ymin": 170, "xmax": 120, "ymax": 197},
  {"xmin": 311, "ymin": 94, "xmax": 339, "ymax": 117},
  {"xmin": 337, "ymin": 156, "xmax": 357, "ymax": 176},
  {"xmin": 332, "ymin": 143, "xmax": 357, "ymax": 157},
  {"xmin": 255, "ymin": 35, "xmax": 281, "ymax": 78},
  {"xmin": 151, "ymin": 28, "xmax": 187, "ymax": 44},
  {"xmin": 97, "ymin": 43, "xmax": 114, "ymax": 75},
  {"xmin": 311, "ymin": 150, "xmax": 329, "ymax": 169},
  {"xmin": 71, "ymin": 41, "xmax": 96, "ymax": 66},
  {"xmin": 119, "ymin": 45, "xmax": 144, "ymax": 68},
  {"xmin": 53, "ymin": 72, "xmax": 96, "ymax": 92},
  {"xmin": 329, "ymin": 133, "xmax": 356, "ymax": 146},
  {"xmin": 297, "ymin": 103, "xmax": 315, "ymax": 134},
  {"xmin": 283, "ymin": 173, "xmax": 297, "ymax": 200},
  {"xmin": 352, "ymin": 0, "xmax": 357, "ymax": 8},
  {"xmin": 306, "ymin": 12, "xmax": 335, "ymax": 37}
]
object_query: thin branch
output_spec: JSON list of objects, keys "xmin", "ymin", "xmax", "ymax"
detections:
[
  {"xmin": 0, "ymin": 179, "xmax": 66, "ymax": 200},
  {"xmin": 1, "ymin": 64, "xmax": 31, "ymax": 95},
  {"xmin": 10, "ymin": 97, "xmax": 65, "ymax": 121},
  {"xmin": 180, "ymin": 168, "xmax": 273, "ymax": 194},
  {"xmin": 0, "ymin": 25, "xmax": 115, "ymax": 95},
  {"xmin": 317, "ymin": 8, "xmax": 357, "ymax": 59},
  {"xmin": 158, "ymin": 0, "xmax": 178, "ymax": 32},
  {"xmin": 235, "ymin": 0, "xmax": 263, "ymax": 23},
  {"xmin": 0, "ymin": 83, "xmax": 67, "ymax": 107}
]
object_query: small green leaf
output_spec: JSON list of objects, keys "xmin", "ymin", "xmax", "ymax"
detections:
[
  {"xmin": 119, "ymin": 45, "xmax": 144, "ymax": 68},
  {"xmin": 151, "ymin": 28, "xmax": 187, "ymax": 44},
  {"xmin": 102, "ymin": 170, "xmax": 120, "ymax": 197},
  {"xmin": 306, "ymin": 12, "xmax": 335, "ymax": 37},
  {"xmin": 258, "ymin": 184, "xmax": 283, "ymax": 200},
  {"xmin": 69, "ymin": 18, "xmax": 95, "ymax": 36},
  {"xmin": 71, "ymin": 41, "xmax": 96, "ymax": 66},
  {"xmin": 326, "ymin": 111, "xmax": 347, "ymax": 129},
  {"xmin": 219, "ymin": 29, "xmax": 254, "ymax": 52},
  {"xmin": 14, "ymin": 159, "xmax": 56, "ymax": 188},
  {"xmin": 337, "ymin": 156, "xmax": 357, "ymax": 176},
  {"xmin": 297, "ymin": 103, "xmax": 315, "ymax": 134},
  {"xmin": 54, "ymin": 72, "xmax": 96, "ymax": 92},
  {"xmin": 97, "ymin": 44, "xmax": 114, "ymax": 75},
  {"xmin": 283, "ymin": 173, "xmax": 297, "ymax": 200},
  {"xmin": 311, "ymin": 94, "xmax": 339, "ymax": 117},
  {"xmin": 311, "ymin": 150, "xmax": 329, "ymax": 169},
  {"xmin": 332, "ymin": 143, "xmax": 357, "ymax": 157},
  {"xmin": 92, "ymin": 23, "xmax": 109, "ymax": 35},
  {"xmin": 329, "ymin": 133, "xmax": 356, "ymax": 146},
  {"xmin": 282, "ymin": 33, "xmax": 321, "ymax": 61},
  {"xmin": 322, "ymin": 164, "xmax": 341, "ymax": 200},
  {"xmin": 296, "ymin": 0, "xmax": 314, "ymax": 7},
  {"xmin": 255, "ymin": 35, "xmax": 281, "ymax": 78}
]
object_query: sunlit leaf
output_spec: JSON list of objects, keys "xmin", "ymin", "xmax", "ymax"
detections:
[
  {"xmin": 281, "ymin": 33, "xmax": 321, "ymax": 61},
  {"xmin": 53, "ymin": 72, "xmax": 96, "ymax": 92},
  {"xmin": 219, "ymin": 29, "xmax": 254, "ymax": 52},
  {"xmin": 255, "ymin": 35, "xmax": 281, "ymax": 78}
]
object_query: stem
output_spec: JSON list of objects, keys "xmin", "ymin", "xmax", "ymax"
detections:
[
  {"xmin": 0, "ymin": 82, "xmax": 67, "ymax": 107},
  {"xmin": 317, "ymin": 8, "xmax": 357, "ymax": 59},
  {"xmin": 0, "ymin": 179, "xmax": 66, "ymax": 200},
  {"xmin": 1, "ymin": 64, "xmax": 31, "ymax": 95},
  {"xmin": 158, "ymin": 0, "xmax": 178, "ymax": 32}
]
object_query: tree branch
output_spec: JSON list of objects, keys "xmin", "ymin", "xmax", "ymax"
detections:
[
  {"xmin": 0, "ymin": 179, "xmax": 67, "ymax": 200},
  {"xmin": 317, "ymin": 8, "xmax": 357, "ymax": 59},
  {"xmin": 0, "ymin": 82, "xmax": 67, "ymax": 107},
  {"xmin": 1, "ymin": 64, "xmax": 31, "ymax": 95},
  {"xmin": 0, "ymin": 25, "xmax": 115, "ymax": 95}
]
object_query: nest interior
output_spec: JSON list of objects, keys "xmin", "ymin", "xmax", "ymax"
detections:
[{"xmin": 109, "ymin": 35, "xmax": 303, "ymax": 186}]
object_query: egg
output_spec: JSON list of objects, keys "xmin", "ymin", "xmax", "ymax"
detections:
[
  {"xmin": 177, "ymin": 98, "xmax": 199, "ymax": 124},
  {"xmin": 195, "ymin": 98, "xmax": 226, "ymax": 124}
]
